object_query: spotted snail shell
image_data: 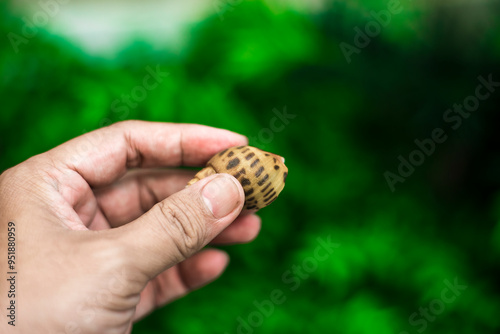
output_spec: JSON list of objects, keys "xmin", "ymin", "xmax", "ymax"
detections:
[{"xmin": 187, "ymin": 146, "xmax": 288, "ymax": 211}]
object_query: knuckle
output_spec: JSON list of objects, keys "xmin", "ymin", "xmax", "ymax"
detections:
[
  {"xmin": 84, "ymin": 236, "xmax": 144, "ymax": 296},
  {"xmin": 0, "ymin": 166, "xmax": 13, "ymax": 184},
  {"xmin": 156, "ymin": 198, "xmax": 207, "ymax": 260},
  {"xmin": 0, "ymin": 159, "xmax": 42, "ymax": 198}
]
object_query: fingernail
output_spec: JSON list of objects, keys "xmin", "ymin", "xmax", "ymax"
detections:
[{"xmin": 202, "ymin": 175, "xmax": 242, "ymax": 218}]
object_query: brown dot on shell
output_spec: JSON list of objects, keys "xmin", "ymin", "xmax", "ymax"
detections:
[
  {"xmin": 241, "ymin": 178, "xmax": 251, "ymax": 186},
  {"xmin": 258, "ymin": 174, "xmax": 269, "ymax": 186},
  {"xmin": 255, "ymin": 166, "xmax": 264, "ymax": 178},
  {"xmin": 233, "ymin": 168, "xmax": 246, "ymax": 179},
  {"xmin": 251, "ymin": 159, "xmax": 260, "ymax": 168},
  {"xmin": 226, "ymin": 158, "xmax": 240, "ymax": 169},
  {"xmin": 283, "ymin": 172, "xmax": 288, "ymax": 182},
  {"xmin": 274, "ymin": 165, "xmax": 279, "ymax": 170},
  {"xmin": 267, "ymin": 197, "xmax": 277, "ymax": 205},
  {"xmin": 244, "ymin": 188, "xmax": 254, "ymax": 196},
  {"xmin": 245, "ymin": 153, "xmax": 255, "ymax": 160},
  {"xmin": 264, "ymin": 188, "xmax": 274, "ymax": 197},
  {"xmin": 218, "ymin": 149, "xmax": 228, "ymax": 156},
  {"xmin": 261, "ymin": 182, "xmax": 272, "ymax": 192},
  {"xmin": 227, "ymin": 151, "xmax": 234, "ymax": 158},
  {"xmin": 264, "ymin": 191, "xmax": 276, "ymax": 202}
]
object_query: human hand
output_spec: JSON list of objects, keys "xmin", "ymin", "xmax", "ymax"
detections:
[{"xmin": 0, "ymin": 121, "xmax": 261, "ymax": 333}]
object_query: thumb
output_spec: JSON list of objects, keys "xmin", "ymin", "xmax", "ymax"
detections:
[{"xmin": 118, "ymin": 173, "xmax": 244, "ymax": 279}]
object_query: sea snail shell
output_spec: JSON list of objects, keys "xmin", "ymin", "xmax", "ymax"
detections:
[{"xmin": 188, "ymin": 146, "xmax": 288, "ymax": 211}]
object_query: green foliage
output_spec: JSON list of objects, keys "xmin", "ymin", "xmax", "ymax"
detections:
[{"xmin": 1, "ymin": 0, "xmax": 500, "ymax": 333}]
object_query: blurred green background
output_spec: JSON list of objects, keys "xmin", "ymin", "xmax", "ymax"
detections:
[{"xmin": 2, "ymin": 0, "xmax": 500, "ymax": 333}]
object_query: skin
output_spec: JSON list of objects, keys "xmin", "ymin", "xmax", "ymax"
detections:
[{"xmin": 0, "ymin": 121, "xmax": 261, "ymax": 333}]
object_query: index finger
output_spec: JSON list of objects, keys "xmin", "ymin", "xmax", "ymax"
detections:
[{"xmin": 46, "ymin": 120, "xmax": 248, "ymax": 187}]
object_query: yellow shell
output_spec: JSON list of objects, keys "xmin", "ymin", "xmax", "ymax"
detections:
[{"xmin": 188, "ymin": 146, "xmax": 288, "ymax": 210}]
